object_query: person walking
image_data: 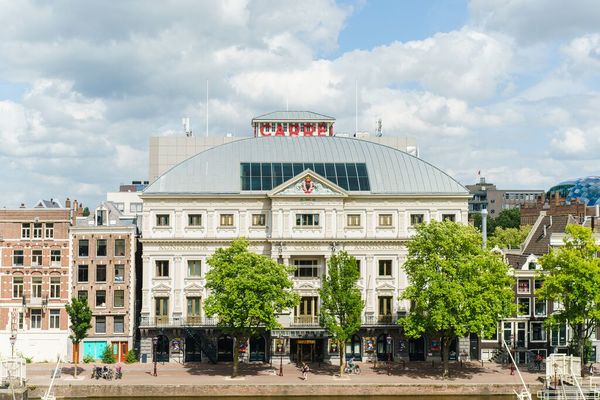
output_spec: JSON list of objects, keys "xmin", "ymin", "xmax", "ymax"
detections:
[{"xmin": 301, "ymin": 362, "xmax": 310, "ymax": 380}]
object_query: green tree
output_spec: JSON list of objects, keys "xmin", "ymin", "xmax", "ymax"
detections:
[
  {"xmin": 101, "ymin": 345, "xmax": 116, "ymax": 364},
  {"xmin": 537, "ymin": 224, "xmax": 600, "ymax": 376},
  {"xmin": 82, "ymin": 207, "xmax": 90, "ymax": 217},
  {"xmin": 400, "ymin": 220, "xmax": 515, "ymax": 378},
  {"xmin": 488, "ymin": 225, "xmax": 532, "ymax": 250},
  {"xmin": 319, "ymin": 251, "xmax": 364, "ymax": 376},
  {"xmin": 205, "ymin": 238, "xmax": 299, "ymax": 377},
  {"xmin": 65, "ymin": 297, "xmax": 92, "ymax": 377},
  {"xmin": 493, "ymin": 208, "xmax": 521, "ymax": 230}
]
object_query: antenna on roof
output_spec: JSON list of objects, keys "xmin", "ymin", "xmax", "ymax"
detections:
[
  {"xmin": 182, "ymin": 117, "xmax": 192, "ymax": 137},
  {"xmin": 376, "ymin": 118, "xmax": 383, "ymax": 137},
  {"xmin": 206, "ymin": 80, "xmax": 209, "ymax": 137},
  {"xmin": 355, "ymin": 80, "xmax": 358, "ymax": 136}
]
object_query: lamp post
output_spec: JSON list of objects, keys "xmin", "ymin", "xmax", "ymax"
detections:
[
  {"xmin": 278, "ymin": 336, "xmax": 284, "ymax": 377},
  {"xmin": 386, "ymin": 334, "xmax": 392, "ymax": 376},
  {"xmin": 9, "ymin": 333, "xmax": 16, "ymax": 358},
  {"xmin": 152, "ymin": 336, "xmax": 158, "ymax": 377}
]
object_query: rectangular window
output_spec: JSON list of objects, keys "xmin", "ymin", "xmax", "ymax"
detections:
[
  {"xmin": 96, "ymin": 239, "xmax": 107, "ymax": 257},
  {"xmin": 187, "ymin": 260, "xmax": 201, "ymax": 277},
  {"xmin": 32, "ymin": 276, "xmax": 42, "ymax": 298},
  {"xmin": 13, "ymin": 277, "xmax": 23, "ymax": 298},
  {"xmin": 13, "ymin": 250, "xmax": 24, "ymax": 266},
  {"xmin": 295, "ymin": 213, "xmax": 319, "ymax": 226},
  {"xmin": 156, "ymin": 214, "xmax": 170, "ymax": 227},
  {"xmin": 32, "ymin": 250, "xmax": 42, "ymax": 266},
  {"xmin": 156, "ymin": 260, "xmax": 169, "ymax": 277},
  {"xmin": 517, "ymin": 279, "xmax": 530, "ymax": 294},
  {"xmin": 187, "ymin": 297, "xmax": 202, "ymax": 319},
  {"xmin": 49, "ymin": 310, "xmax": 60, "ymax": 329},
  {"xmin": 113, "ymin": 290, "xmax": 125, "ymax": 308},
  {"xmin": 95, "ymin": 316, "xmax": 106, "ymax": 334},
  {"xmin": 50, "ymin": 249, "xmax": 61, "ymax": 264},
  {"xmin": 188, "ymin": 214, "xmax": 202, "ymax": 227},
  {"xmin": 518, "ymin": 297, "xmax": 530, "ymax": 316},
  {"xmin": 219, "ymin": 214, "xmax": 234, "ymax": 227},
  {"xmin": 114, "ymin": 264, "xmax": 125, "ymax": 282},
  {"xmin": 252, "ymin": 214, "xmax": 266, "ymax": 226},
  {"xmin": 78, "ymin": 240, "xmax": 89, "ymax": 257},
  {"xmin": 155, "ymin": 298, "xmax": 169, "ymax": 324},
  {"xmin": 295, "ymin": 296, "xmax": 318, "ymax": 324},
  {"xmin": 531, "ymin": 322, "xmax": 546, "ymax": 342},
  {"xmin": 114, "ymin": 239, "xmax": 126, "ymax": 257},
  {"xmin": 378, "ymin": 296, "xmax": 393, "ymax": 322},
  {"xmin": 78, "ymin": 265, "xmax": 89, "ymax": 283},
  {"xmin": 378, "ymin": 260, "xmax": 392, "ymax": 276},
  {"xmin": 18, "ymin": 312, "xmax": 23, "ymax": 330},
  {"xmin": 96, "ymin": 209, "xmax": 106, "ymax": 226},
  {"xmin": 78, "ymin": 290, "xmax": 88, "ymax": 301},
  {"xmin": 535, "ymin": 299, "xmax": 547, "ymax": 316},
  {"xmin": 114, "ymin": 202, "xmax": 125, "ymax": 212},
  {"xmin": 21, "ymin": 223, "xmax": 30, "ymax": 239},
  {"xmin": 483, "ymin": 324, "xmax": 499, "ymax": 341},
  {"xmin": 45, "ymin": 223, "xmax": 54, "ymax": 238},
  {"xmin": 410, "ymin": 214, "xmax": 424, "ymax": 226},
  {"xmin": 96, "ymin": 265, "xmax": 107, "ymax": 282},
  {"xmin": 378, "ymin": 214, "xmax": 392, "ymax": 227},
  {"xmin": 503, "ymin": 322, "xmax": 513, "ymax": 344},
  {"xmin": 50, "ymin": 277, "xmax": 61, "ymax": 298},
  {"xmin": 294, "ymin": 259, "xmax": 319, "ymax": 278},
  {"xmin": 534, "ymin": 279, "xmax": 543, "ymax": 292},
  {"xmin": 30, "ymin": 309, "xmax": 42, "ymax": 329},
  {"xmin": 442, "ymin": 214, "xmax": 456, "ymax": 222},
  {"xmin": 551, "ymin": 324, "xmax": 567, "ymax": 346},
  {"xmin": 96, "ymin": 290, "xmax": 106, "ymax": 307},
  {"xmin": 347, "ymin": 214, "xmax": 361, "ymax": 227},
  {"xmin": 33, "ymin": 223, "xmax": 42, "ymax": 238},
  {"xmin": 114, "ymin": 316, "xmax": 124, "ymax": 333},
  {"xmin": 130, "ymin": 203, "xmax": 143, "ymax": 213}
]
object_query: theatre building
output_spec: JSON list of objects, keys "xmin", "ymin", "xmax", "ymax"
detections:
[{"xmin": 138, "ymin": 135, "xmax": 469, "ymax": 364}]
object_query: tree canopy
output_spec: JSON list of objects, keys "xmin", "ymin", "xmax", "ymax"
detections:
[
  {"xmin": 488, "ymin": 225, "xmax": 531, "ymax": 250},
  {"xmin": 537, "ymin": 224, "xmax": 600, "ymax": 375},
  {"xmin": 473, "ymin": 208, "xmax": 521, "ymax": 235},
  {"xmin": 65, "ymin": 297, "xmax": 92, "ymax": 377},
  {"xmin": 400, "ymin": 220, "xmax": 515, "ymax": 377},
  {"xmin": 319, "ymin": 251, "xmax": 364, "ymax": 376},
  {"xmin": 204, "ymin": 238, "xmax": 299, "ymax": 377}
]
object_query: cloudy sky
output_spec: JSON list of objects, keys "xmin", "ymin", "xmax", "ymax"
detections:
[{"xmin": 1, "ymin": 0, "xmax": 600, "ymax": 208}]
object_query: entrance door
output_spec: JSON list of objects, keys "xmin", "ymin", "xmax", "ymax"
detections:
[
  {"xmin": 185, "ymin": 333, "xmax": 202, "ymax": 362},
  {"xmin": 112, "ymin": 342, "xmax": 129, "ymax": 363},
  {"xmin": 249, "ymin": 336, "xmax": 266, "ymax": 362},
  {"xmin": 377, "ymin": 334, "xmax": 393, "ymax": 361},
  {"xmin": 470, "ymin": 333, "xmax": 479, "ymax": 360},
  {"xmin": 217, "ymin": 335, "xmax": 234, "ymax": 362},
  {"xmin": 409, "ymin": 337, "xmax": 425, "ymax": 361},
  {"xmin": 120, "ymin": 342, "xmax": 128, "ymax": 362},
  {"xmin": 345, "ymin": 335, "xmax": 362, "ymax": 361},
  {"xmin": 156, "ymin": 335, "xmax": 170, "ymax": 362}
]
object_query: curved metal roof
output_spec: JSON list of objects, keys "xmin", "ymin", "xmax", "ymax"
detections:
[{"xmin": 144, "ymin": 137, "xmax": 468, "ymax": 196}]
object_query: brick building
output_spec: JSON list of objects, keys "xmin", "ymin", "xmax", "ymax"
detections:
[
  {"xmin": 70, "ymin": 202, "xmax": 138, "ymax": 362},
  {"xmin": 0, "ymin": 200, "xmax": 71, "ymax": 361}
]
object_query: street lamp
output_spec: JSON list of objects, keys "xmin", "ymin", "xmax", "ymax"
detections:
[
  {"xmin": 9, "ymin": 333, "xmax": 16, "ymax": 358},
  {"xmin": 152, "ymin": 336, "xmax": 159, "ymax": 377},
  {"xmin": 386, "ymin": 334, "xmax": 392, "ymax": 376},
  {"xmin": 278, "ymin": 335, "xmax": 284, "ymax": 377}
]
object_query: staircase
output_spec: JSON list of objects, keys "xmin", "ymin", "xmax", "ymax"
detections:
[{"xmin": 184, "ymin": 327, "xmax": 217, "ymax": 364}]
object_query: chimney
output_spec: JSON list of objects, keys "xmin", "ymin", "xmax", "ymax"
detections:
[
  {"xmin": 554, "ymin": 192, "xmax": 560, "ymax": 206},
  {"xmin": 19, "ymin": 203, "xmax": 25, "ymax": 208},
  {"xmin": 65, "ymin": 198, "xmax": 71, "ymax": 209},
  {"xmin": 72, "ymin": 200, "xmax": 78, "ymax": 224}
]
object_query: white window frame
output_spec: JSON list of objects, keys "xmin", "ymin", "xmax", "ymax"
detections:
[
  {"xmin": 21, "ymin": 223, "xmax": 30, "ymax": 239},
  {"xmin": 295, "ymin": 213, "xmax": 320, "ymax": 227},
  {"xmin": 409, "ymin": 213, "xmax": 425, "ymax": 226},
  {"xmin": 378, "ymin": 214, "xmax": 393, "ymax": 227},
  {"xmin": 251, "ymin": 213, "xmax": 266, "ymax": 227},
  {"xmin": 95, "ymin": 316, "xmax": 106, "ymax": 334},
  {"xmin": 49, "ymin": 309, "xmax": 60, "ymax": 329},
  {"xmin": 45, "ymin": 223, "xmax": 54, "ymax": 239},
  {"xmin": 187, "ymin": 260, "xmax": 202, "ymax": 277},
  {"xmin": 346, "ymin": 214, "xmax": 361, "ymax": 227},
  {"xmin": 517, "ymin": 297, "xmax": 531, "ymax": 317},
  {"xmin": 113, "ymin": 316, "xmax": 125, "ymax": 334},
  {"xmin": 31, "ymin": 250, "xmax": 42, "ymax": 266},
  {"xmin": 30, "ymin": 309, "xmax": 42, "ymax": 329},
  {"xmin": 33, "ymin": 223, "xmax": 42, "ymax": 239},
  {"xmin": 188, "ymin": 214, "xmax": 203, "ymax": 227},
  {"xmin": 534, "ymin": 298, "xmax": 547, "ymax": 317},
  {"xmin": 31, "ymin": 276, "xmax": 42, "ymax": 298},
  {"xmin": 517, "ymin": 279, "xmax": 530, "ymax": 294},
  {"xmin": 156, "ymin": 214, "xmax": 170, "ymax": 227},
  {"xmin": 530, "ymin": 321, "xmax": 547, "ymax": 342},
  {"xmin": 50, "ymin": 277, "xmax": 61, "ymax": 299},
  {"xmin": 219, "ymin": 214, "xmax": 234, "ymax": 227}
]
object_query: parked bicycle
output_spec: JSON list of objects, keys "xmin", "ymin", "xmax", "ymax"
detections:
[
  {"xmin": 92, "ymin": 365, "xmax": 102, "ymax": 380},
  {"xmin": 115, "ymin": 365, "xmax": 123, "ymax": 380},
  {"xmin": 344, "ymin": 358, "xmax": 361, "ymax": 375}
]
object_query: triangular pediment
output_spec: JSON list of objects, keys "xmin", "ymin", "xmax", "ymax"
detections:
[
  {"xmin": 376, "ymin": 282, "xmax": 396, "ymax": 291},
  {"xmin": 152, "ymin": 283, "xmax": 171, "ymax": 292},
  {"xmin": 184, "ymin": 283, "xmax": 204, "ymax": 292},
  {"xmin": 268, "ymin": 169, "xmax": 347, "ymax": 198}
]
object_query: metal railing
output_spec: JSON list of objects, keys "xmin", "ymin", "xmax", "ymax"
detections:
[
  {"xmin": 140, "ymin": 315, "xmax": 219, "ymax": 327},
  {"xmin": 362, "ymin": 314, "xmax": 399, "ymax": 325}
]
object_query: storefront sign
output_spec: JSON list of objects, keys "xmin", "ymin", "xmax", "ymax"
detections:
[
  {"xmin": 329, "ymin": 340, "xmax": 339, "ymax": 353},
  {"xmin": 275, "ymin": 339, "xmax": 284, "ymax": 353},
  {"xmin": 171, "ymin": 338, "xmax": 182, "ymax": 353},
  {"xmin": 430, "ymin": 339, "xmax": 441, "ymax": 352},
  {"xmin": 364, "ymin": 337, "xmax": 375, "ymax": 353},
  {"xmin": 257, "ymin": 122, "xmax": 332, "ymax": 137}
]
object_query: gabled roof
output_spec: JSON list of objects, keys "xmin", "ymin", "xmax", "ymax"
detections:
[
  {"xmin": 251, "ymin": 111, "xmax": 335, "ymax": 122},
  {"xmin": 522, "ymin": 215, "xmax": 573, "ymax": 255},
  {"xmin": 34, "ymin": 199, "xmax": 63, "ymax": 208}
]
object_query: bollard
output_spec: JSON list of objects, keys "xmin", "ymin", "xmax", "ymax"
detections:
[
  {"xmin": 481, "ymin": 359, "xmax": 484, "ymax": 368},
  {"xmin": 460, "ymin": 360, "xmax": 463, "ymax": 368},
  {"xmin": 432, "ymin": 360, "xmax": 434, "ymax": 368}
]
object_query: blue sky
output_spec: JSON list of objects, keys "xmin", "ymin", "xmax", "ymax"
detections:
[{"xmin": 0, "ymin": 0, "xmax": 599, "ymax": 208}]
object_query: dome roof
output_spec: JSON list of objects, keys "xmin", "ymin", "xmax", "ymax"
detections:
[
  {"xmin": 548, "ymin": 176, "xmax": 600, "ymax": 206},
  {"xmin": 144, "ymin": 136, "xmax": 468, "ymax": 196}
]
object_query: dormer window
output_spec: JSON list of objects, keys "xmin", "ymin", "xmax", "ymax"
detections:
[
  {"xmin": 96, "ymin": 209, "xmax": 106, "ymax": 226},
  {"xmin": 528, "ymin": 262, "xmax": 536, "ymax": 270}
]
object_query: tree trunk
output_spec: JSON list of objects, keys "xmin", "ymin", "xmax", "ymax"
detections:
[
  {"xmin": 442, "ymin": 336, "xmax": 450, "ymax": 379},
  {"xmin": 578, "ymin": 326, "xmax": 585, "ymax": 378},
  {"xmin": 74, "ymin": 342, "xmax": 79, "ymax": 378},
  {"xmin": 232, "ymin": 337, "xmax": 239, "ymax": 378},
  {"xmin": 339, "ymin": 340, "xmax": 345, "ymax": 377}
]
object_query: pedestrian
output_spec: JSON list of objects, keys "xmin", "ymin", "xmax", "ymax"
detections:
[
  {"xmin": 301, "ymin": 362, "xmax": 310, "ymax": 380},
  {"xmin": 535, "ymin": 353, "xmax": 543, "ymax": 371}
]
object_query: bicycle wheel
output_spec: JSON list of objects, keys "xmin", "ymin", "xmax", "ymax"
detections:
[{"xmin": 354, "ymin": 366, "xmax": 361, "ymax": 375}]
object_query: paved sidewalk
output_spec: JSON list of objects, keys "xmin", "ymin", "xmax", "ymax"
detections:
[{"xmin": 27, "ymin": 360, "xmax": 543, "ymax": 386}]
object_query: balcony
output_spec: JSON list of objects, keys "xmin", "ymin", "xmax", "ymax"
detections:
[
  {"xmin": 291, "ymin": 315, "xmax": 319, "ymax": 326},
  {"xmin": 362, "ymin": 314, "xmax": 399, "ymax": 326},
  {"xmin": 22, "ymin": 295, "xmax": 48, "ymax": 309},
  {"xmin": 139, "ymin": 315, "xmax": 218, "ymax": 328}
]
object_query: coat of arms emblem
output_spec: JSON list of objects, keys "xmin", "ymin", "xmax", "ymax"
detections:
[{"xmin": 301, "ymin": 176, "xmax": 315, "ymax": 194}]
